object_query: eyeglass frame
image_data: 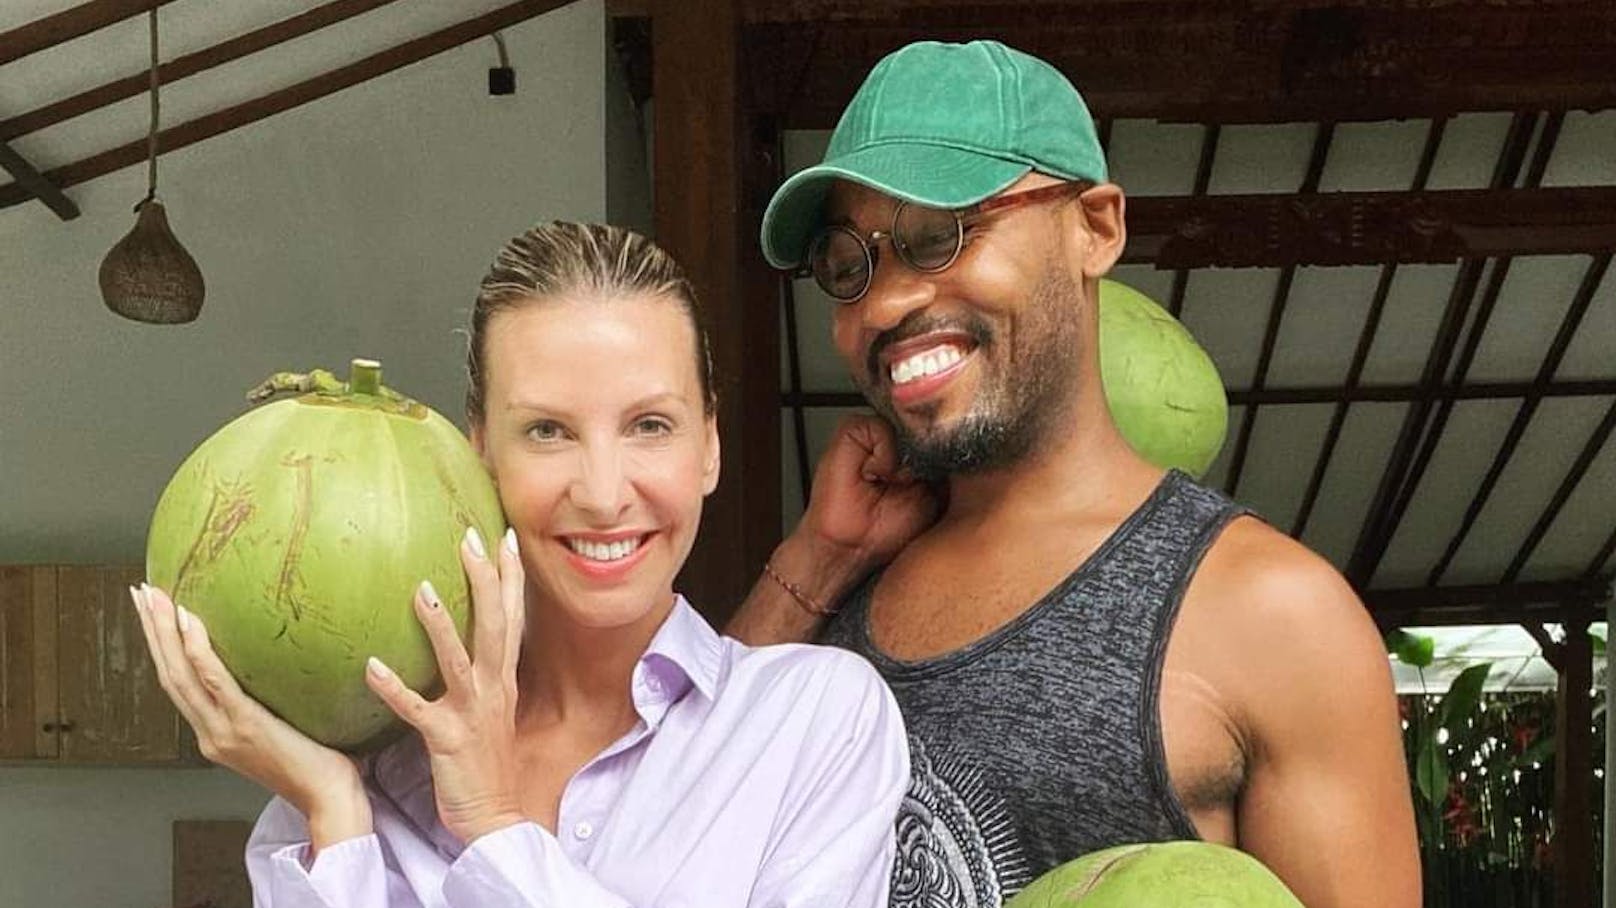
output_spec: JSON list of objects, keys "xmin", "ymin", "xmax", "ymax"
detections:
[{"xmin": 792, "ymin": 180, "xmax": 1097, "ymax": 303}]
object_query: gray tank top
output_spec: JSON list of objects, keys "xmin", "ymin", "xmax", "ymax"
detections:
[{"xmin": 821, "ymin": 470, "xmax": 1248, "ymax": 907}]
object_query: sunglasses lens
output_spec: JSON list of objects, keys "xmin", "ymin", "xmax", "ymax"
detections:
[
  {"xmin": 809, "ymin": 228, "xmax": 870, "ymax": 301},
  {"xmin": 893, "ymin": 205, "xmax": 961, "ymax": 271}
]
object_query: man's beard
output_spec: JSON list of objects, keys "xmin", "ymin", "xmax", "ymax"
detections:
[{"xmin": 862, "ymin": 264, "xmax": 1083, "ymax": 483}]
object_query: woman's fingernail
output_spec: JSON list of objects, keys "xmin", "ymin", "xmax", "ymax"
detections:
[
  {"xmin": 366, "ymin": 656, "xmax": 393, "ymax": 679},
  {"xmin": 503, "ymin": 528, "xmax": 518, "ymax": 555},
  {"xmin": 465, "ymin": 526, "xmax": 487, "ymax": 559},
  {"xmin": 419, "ymin": 579, "xmax": 441, "ymax": 608},
  {"xmin": 129, "ymin": 585, "xmax": 144, "ymax": 612},
  {"xmin": 176, "ymin": 605, "xmax": 192, "ymax": 634}
]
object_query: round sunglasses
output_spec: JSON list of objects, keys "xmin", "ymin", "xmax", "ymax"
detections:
[{"xmin": 796, "ymin": 181, "xmax": 1095, "ymax": 303}]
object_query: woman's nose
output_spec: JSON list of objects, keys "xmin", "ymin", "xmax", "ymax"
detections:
[{"xmin": 568, "ymin": 442, "xmax": 630, "ymax": 520}]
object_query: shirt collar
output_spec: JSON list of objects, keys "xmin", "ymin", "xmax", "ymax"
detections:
[{"xmin": 634, "ymin": 594, "xmax": 724, "ymax": 708}]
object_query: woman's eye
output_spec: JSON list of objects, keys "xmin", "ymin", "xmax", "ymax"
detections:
[
  {"xmin": 633, "ymin": 417, "xmax": 674, "ymax": 437},
  {"xmin": 526, "ymin": 421, "xmax": 565, "ymax": 442}
]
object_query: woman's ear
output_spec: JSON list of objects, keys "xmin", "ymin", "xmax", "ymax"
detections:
[
  {"xmin": 702, "ymin": 415, "xmax": 722, "ymax": 496},
  {"xmin": 1073, "ymin": 183, "xmax": 1127, "ymax": 279}
]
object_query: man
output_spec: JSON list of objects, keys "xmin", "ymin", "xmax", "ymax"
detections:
[{"xmin": 727, "ymin": 40, "xmax": 1419, "ymax": 908}]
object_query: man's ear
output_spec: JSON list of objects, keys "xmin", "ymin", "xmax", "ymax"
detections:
[
  {"xmin": 1073, "ymin": 183, "xmax": 1126, "ymax": 278},
  {"xmin": 702, "ymin": 415, "xmax": 722, "ymax": 496}
]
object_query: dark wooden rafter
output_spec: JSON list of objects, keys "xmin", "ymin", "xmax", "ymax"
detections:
[
  {"xmin": 0, "ymin": 0, "xmax": 572, "ymax": 209},
  {"xmin": 0, "ymin": 0, "xmax": 176, "ymax": 66},
  {"xmin": 1344, "ymin": 111, "xmax": 1540, "ymax": 586},
  {"xmin": 1223, "ymin": 122, "xmax": 1334, "ymax": 497},
  {"xmin": 0, "ymin": 0, "xmax": 406, "ymax": 144},
  {"xmin": 0, "ymin": 140, "xmax": 78, "ymax": 220},
  {"xmin": 741, "ymin": 1, "xmax": 1616, "ymax": 127},
  {"xmin": 1521, "ymin": 623, "xmax": 1563, "ymax": 672},
  {"xmin": 1428, "ymin": 252, "xmax": 1613, "ymax": 585},
  {"xmin": 1123, "ymin": 185, "xmax": 1616, "ymax": 269},
  {"xmin": 1291, "ymin": 116, "xmax": 1448, "ymax": 538},
  {"xmin": 787, "ymin": 378, "xmax": 1616, "ymax": 410},
  {"xmin": 1363, "ymin": 577, "xmax": 1610, "ymax": 628}
]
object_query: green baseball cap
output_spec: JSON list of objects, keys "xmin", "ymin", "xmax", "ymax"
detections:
[{"xmin": 759, "ymin": 40, "xmax": 1108, "ymax": 269}]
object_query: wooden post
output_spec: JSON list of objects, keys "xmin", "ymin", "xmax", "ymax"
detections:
[
  {"xmin": 1555, "ymin": 618, "xmax": 1595, "ymax": 908},
  {"xmin": 652, "ymin": 0, "xmax": 781, "ymax": 623}
]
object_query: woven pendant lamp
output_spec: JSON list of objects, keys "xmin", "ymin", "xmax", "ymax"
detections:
[{"xmin": 100, "ymin": 8, "xmax": 204, "ymax": 324}]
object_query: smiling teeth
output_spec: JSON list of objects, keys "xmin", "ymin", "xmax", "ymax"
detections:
[
  {"xmin": 891, "ymin": 346, "xmax": 965, "ymax": 385},
  {"xmin": 568, "ymin": 537, "xmax": 641, "ymax": 562}
]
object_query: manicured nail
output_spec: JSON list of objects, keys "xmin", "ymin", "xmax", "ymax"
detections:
[
  {"xmin": 129, "ymin": 585, "xmax": 144, "ymax": 612},
  {"xmin": 176, "ymin": 605, "xmax": 192, "ymax": 634},
  {"xmin": 419, "ymin": 579, "xmax": 441, "ymax": 608},
  {"xmin": 464, "ymin": 526, "xmax": 487, "ymax": 559},
  {"xmin": 366, "ymin": 656, "xmax": 393, "ymax": 679},
  {"xmin": 503, "ymin": 528, "xmax": 518, "ymax": 555}
]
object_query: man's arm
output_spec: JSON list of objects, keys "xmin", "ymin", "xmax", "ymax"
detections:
[
  {"xmin": 727, "ymin": 415, "xmax": 940, "ymax": 645},
  {"xmin": 1230, "ymin": 541, "xmax": 1421, "ymax": 908}
]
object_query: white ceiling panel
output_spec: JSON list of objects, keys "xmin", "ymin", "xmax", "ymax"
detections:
[
  {"xmin": 1299, "ymin": 401, "xmax": 1411, "ymax": 568},
  {"xmin": 1465, "ymin": 255, "xmax": 1599, "ymax": 384},
  {"xmin": 1266, "ymin": 265, "xmax": 1382, "ymax": 387},
  {"xmin": 1358, "ymin": 264, "xmax": 1463, "ymax": 385},
  {"xmin": 1317, "ymin": 119, "xmax": 1432, "ymax": 192},
  {"xmin": 1374, "ymin": 398, "xmax": 1519, "ymax": 587},
  {"xmin": 1442, "ymin": 395, "xmax": 1615, "ymax": 585}
]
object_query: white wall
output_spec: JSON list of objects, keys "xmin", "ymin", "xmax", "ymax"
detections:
[{"xmin": 0, "ymin": 3, "xmax": 620, "ymax": 907}]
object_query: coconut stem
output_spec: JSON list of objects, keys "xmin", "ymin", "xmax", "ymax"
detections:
[
  {"xmin": 349, "ymin": 359, "xmax": 383, "ymax": 397},
  {"xmin": 246, "ymin": 369, "xmax": 343, "ymax": 404}
]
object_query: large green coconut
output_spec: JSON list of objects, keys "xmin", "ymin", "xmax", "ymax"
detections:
[
  {"xmin": 1099, "ymin": 280, "xmax": 1228, "ymax": 478},
  {"xmin": 146, "ymin": 360, "xmax": 505, "ymax": 751},
  {"xmin": 1007, "ymin": 842, "xmax": 1305, "ymax": 908}
]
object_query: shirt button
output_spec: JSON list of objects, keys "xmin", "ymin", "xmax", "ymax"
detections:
[{"xmin": 573, "ymin": 821, "xmax": 594, "ymax": 841}]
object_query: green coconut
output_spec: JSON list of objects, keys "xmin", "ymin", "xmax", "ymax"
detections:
[
  {"xmin": 1007, "ymin": 842, "xmax": 1305, "ymax": 908},
  {"xmin": 1099, "ymin": 279, "xmax": 1228, "ymax": 478},
  {"xmin": 145, "ymin": 360, "xmax": 505, "ymax": 751}
]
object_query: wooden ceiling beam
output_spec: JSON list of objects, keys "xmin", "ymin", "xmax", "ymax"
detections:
[
  {"xmin": 741, "ymin": 1, "xmax": 1616, "ymax": 125},
  {"xmin": 0, "ymin": 0, "xmax": 178, "ymax": 66},
  {"xmin": 1123, "ymin": 186, "xmax": 1616, "ymax": 269},
  {"xmin": 1365, "ymin": 577, "xmax": 1612, "ymax": 628},
  {"xmin": 0, "ymin": 0, "xmax": 571, "ymax": 210},
  {"xmin": 0, "ymin": 140, "xmax": 78, "ymax": 220},
  {"xmin": 0, "ymin": 0, "xmax": 406, "ymax": 144}
]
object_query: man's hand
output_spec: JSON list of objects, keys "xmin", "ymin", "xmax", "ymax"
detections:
[
  {"xmin": 728, "ymin": 414, "xmax": 940, "ymax": 645},
  {"xmin": 366, "ymin": 527, "xmax": 527, "ymax": 844}
]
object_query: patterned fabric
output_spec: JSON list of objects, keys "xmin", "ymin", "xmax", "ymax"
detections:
[{"xmin": 822, "ymin": 471, "xmax": 1248, "ymax": 907}]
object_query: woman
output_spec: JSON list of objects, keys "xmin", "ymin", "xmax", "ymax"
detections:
[{"xmin": 132, "ymin": 222, "xmax": 908, "ymax": 907}]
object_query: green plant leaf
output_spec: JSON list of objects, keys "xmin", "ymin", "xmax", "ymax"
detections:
[
  {"xmin": 1439, "ymin": 662, "xmax": 1492, "ymax": 728},
  {"xmin": 1416, "ymin": 736, "xmax": 1450, "ymax": 807},
  {"xmin": 1388, "ymin": 629, "xmax": 1436, "ymax": 668},
  {"xmin": 1515, "ymin": 734, "xmax": 1555, "ymax": 767}
]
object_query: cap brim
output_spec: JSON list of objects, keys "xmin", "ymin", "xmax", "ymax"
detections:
[{"xmin": 760, "ymin": 143, "xmax": 1030, "ymax": 269}]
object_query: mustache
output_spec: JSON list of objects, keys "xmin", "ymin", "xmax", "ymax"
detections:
[{"xmin": 866, "ymin": 312, "xmax": 993, "ymax": 380}]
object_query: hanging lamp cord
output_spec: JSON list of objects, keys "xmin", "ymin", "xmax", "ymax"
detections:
[{"xmin": 141, "ymin": 7, "xmax": 159, "ymax": 209}]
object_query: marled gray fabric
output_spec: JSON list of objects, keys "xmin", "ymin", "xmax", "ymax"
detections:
[{"xmin": 821, "ymin": 470, "xmax": 1247, "ymax": 908}]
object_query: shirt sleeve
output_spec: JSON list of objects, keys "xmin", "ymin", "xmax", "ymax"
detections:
[
  {"xmin": 247, "ymin": 797, "xmax": 402, "ymax": 908},
  {"xmin": 247, "ymin": 795, "xmax": 638, "ymax": 908},
  {"xmin": 746, "ymin": 651, "xmax": 910, "ymax": 908}
]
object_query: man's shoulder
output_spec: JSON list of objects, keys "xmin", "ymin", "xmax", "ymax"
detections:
[{"xmin": 1197, "ymin": 514, "xmax": 1364, "ymax": 621}]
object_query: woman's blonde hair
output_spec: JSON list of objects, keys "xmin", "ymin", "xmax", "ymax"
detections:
[{"xmin": 466, "ymin": 221, "xmax": 716, "ymax": 423}]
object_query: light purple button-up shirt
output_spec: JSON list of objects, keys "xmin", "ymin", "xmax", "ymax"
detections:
[{"xmin": 247, "ymin": 597, "xmax": 908, "ymax": 908}]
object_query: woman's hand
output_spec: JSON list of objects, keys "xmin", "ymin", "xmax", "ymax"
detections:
[
  {"xmin": 132, "ymin": 584, "xmax": 371, "ymax": 849},
  {"xmin": 364, "ymin": 526, "xmax": 527, "ymax": 844}
]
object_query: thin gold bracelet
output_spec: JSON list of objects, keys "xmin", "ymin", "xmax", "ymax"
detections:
[{"xmin": 763, "ymin": 560, "xmax": 837, "ymax": 618}]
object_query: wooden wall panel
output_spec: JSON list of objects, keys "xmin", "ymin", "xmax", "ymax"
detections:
[
  {"xmin": 55, "ymin": 565, "xmax": 180, "ymax": 763},
  {"xmin": 0, "ymin": 565, "xmax": 58, "ymax": 759}
]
